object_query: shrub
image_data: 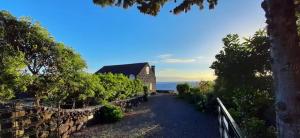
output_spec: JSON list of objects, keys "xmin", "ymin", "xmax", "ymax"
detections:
[
  {"xmin": 95, "ymin": 104, "xmax": 124, "ymax": 123},
  {"xmin": 143, "ymin": 86, "xmax": 149, "ymax": 101},
  {"xmin": 176, "ymin": 83, "xmax": 190, "ymax": 96},
  {"xmin": 203, "ymin": 92, "xmax": 218, "ymax": 113},
  {"xmin": 243, "ymin": 117, "xmax": 276, "ymax": 138},
  {"xmin": 194, "ymin": 90, "xmax": 210, "ymax": 112},
  {"xmin": 190, "ymin": 85, "xmax": 215, "ymax": 112},
  {"xmin": 97, "ymin": 73, "xmax": 144, "ymax": 101},
  {"xmin": 195, "ymin": 95, "xmax": 207, "ymax": 112},
  {"xmin": 177, "ymin": 82, "xmax": 217, "ymax": 112}
]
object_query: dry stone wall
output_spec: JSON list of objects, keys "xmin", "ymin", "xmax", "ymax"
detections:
[
  {"xmin": 0, "ymin": 104, "xmax": 95, "ymax": 138},
  {"xmin": 0, "ymin": 95, "xmax": 146, "ymax": 138}
]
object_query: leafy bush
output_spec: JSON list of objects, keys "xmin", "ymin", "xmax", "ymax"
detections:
[
  {"xmin": 243, "ymin": 117, "xmax": 276, "ymax": 138},
  {"xmin": 190, "ymin": 85, "xmax": 214, "ymax": 112},
  {"xmin": 176, "ymin": 81, "xmax": 215, "ymax": 112},
  {"xmin": 95, "ymin": 104, "xmax": 124, "ymax": 123},
  {"xmin": 143, "ymin": 86, "xmax": 149, "ymax": 101},
  {"xmin": 210, "ymin": 30, "xmax": 275, "ymax": 137},
  {"xmin": 176, "ymin": 83, "xmax": 190, "ymax": 96},
  {"xmin": 97, "ymin": 73, "xmax": 144, "ymax": 101}
]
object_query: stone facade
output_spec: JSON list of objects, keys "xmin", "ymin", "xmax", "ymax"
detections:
[{"xmin": 136, "ymin": 65, "xmax": 156, "ymax": 92}]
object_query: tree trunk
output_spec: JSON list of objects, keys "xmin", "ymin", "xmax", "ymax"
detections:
[{"xmin": 262, "ymin": 0, "xmax": 300, "ymax": 137}]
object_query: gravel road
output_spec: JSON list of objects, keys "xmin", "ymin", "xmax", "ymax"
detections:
[{"xmin": 71, "ymin": 93, "xmax": 219, "ymax": 138}]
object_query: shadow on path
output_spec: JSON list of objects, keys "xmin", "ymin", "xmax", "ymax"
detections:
[{"xmin": 72, "ymin": 94, "xmax": 219, "ymax": 138}]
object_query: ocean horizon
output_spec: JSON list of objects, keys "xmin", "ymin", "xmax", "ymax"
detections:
[{"xmin": 156, "ymin": 81, "xmax": 199, "ymax": 91}]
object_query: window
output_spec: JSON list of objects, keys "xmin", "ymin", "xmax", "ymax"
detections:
[
  {"xmin": 146, "ymin": 66, "xmax": 150, "ymax": 74},
  {"xmin": 129, "ymin": 74, "xmax": 135, "ymax": 80},
  {"xmin": 149, "ymin": 83, "xmax": 153, "ymax": 90}
]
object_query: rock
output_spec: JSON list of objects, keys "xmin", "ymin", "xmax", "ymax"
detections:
[
  {"xmin": 50, "ymin": 125, "xmax": 57, "ymax": 132},
  {"xmin": 59, "ymin": 124, "xmax": 70, "ymax": 134},
  {"xmin": 69, "ymin": 120, "xmax": 74, "ymax": 126},
  {"xmin": 22, "ymin": 119, "xmax": 31, "ymax": 126},
  {"xmin": 82, "ymin": 116, "xmax": 88, "ymax": 122},
  {"xmin": 87, "ymin": 114, "xmax": 94, "ymax": 120},
  {"xmin": 42, "ymin": 111, "xmax": 53, "ymax": 121},
  {"xmin": 62, "ymin": 132, "xmax": 69, "ymax": 138},
  {"xmin": 70, "ymin": 126, "xmax": 77, "ymax": 133},
  {"xmin": 12, "ymin": 111, "xmax": 26, "ymax": 118},
  {"xmin": 16, "ymin": 130, "xmax": 24, "ymax": 137},
  {"xmin": 39, "ymin": 131, "xmax": 49, "ymax": 138},
  {"xmin": 76, "ymin": 123, "xmax": 84, "ymax": 131}
]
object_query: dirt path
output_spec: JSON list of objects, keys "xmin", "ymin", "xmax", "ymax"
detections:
[{"xmin": 71, "ymin": 94, "xmax": 219, "ymax": 138}]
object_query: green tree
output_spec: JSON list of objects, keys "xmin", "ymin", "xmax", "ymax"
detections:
[
  {"xmin": 0, "ymin": 11, "xmax": 32, "ymax": 102},
  {"xmin": 0, "ymin": 11, "xmax": 57, "ymax": 105},
  {"xmin": 211, "ymin": 31, "xmax": 272, "ymax": 102},
  {"xmin": 0, "ymin": 11, "xmax": 91, "ymax": 107},
  {"xmin": 46, "ymin": 43, "xmax": 88, "ymax": 104},
  {"xmin": 0, "ymin": 47, "xmax": 27, "ymax": 102},
  {"xmin": 210, "ymin": 30, "xmax": 274, "ymax": 137}
]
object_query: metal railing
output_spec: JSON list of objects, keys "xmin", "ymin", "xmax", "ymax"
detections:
[{"xmin": 217, "ymin": 98, "xmax": 244, "ymax": 138}]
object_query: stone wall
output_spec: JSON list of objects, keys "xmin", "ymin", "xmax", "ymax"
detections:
[
  {"xmin": 112, "ymin": 95, "xmax": 146, "ymax": 111},
  {"xmin": 0, "ymin": 104, "xmax": 95, "ymax": 138},
  {"xmin": 0, "ymin": 95, "xmax": 146, "ymax": 138}
]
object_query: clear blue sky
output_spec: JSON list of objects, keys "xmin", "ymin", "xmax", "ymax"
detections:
[{"xmin": 0, "ymin": 0, "xmax": 265, "ymax": 82}]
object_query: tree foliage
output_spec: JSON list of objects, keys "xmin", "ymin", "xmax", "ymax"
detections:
[
  {"xmin": 97, "ymin": 73, "xmax": 144, "ymax": 101},
  {"xmin": 210, "ymin": 30, "xmax": 275, "ymax": 137},
  {"xmin": 47, "ymin": 43, "xmax": 87, "ymax": 102},
  {"xmin": 0, "ymin": 47, "xmax": 27, "ymax": 102},
  {"xmin": 93, "ymin": 0, "xmax": 217, "ymax": 16},
  {"xmin": 0, "ymin": 11, "xmax": 29, "ymax": 102},
  {"xmin": 211, "ymin": 30, "xmax": 272, "ymax": 102},
  {"xmin": 0, "ymin": 11, "xmax": 60, "ymax": 104},
  {"xmin": 0, "ymin": 10, "xmax": 145, "ymax": 106}
]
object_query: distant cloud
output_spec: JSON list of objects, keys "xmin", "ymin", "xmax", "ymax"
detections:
[
  {"xmin": 157, "ymin": 54, "xmax": 172, "ymax": 59},
  {"xmin": 196, "ymin": 56, "xmax": 215, "ymax": 64},
  {"xmin": 196, "ymin": 56, "xmax": 205, "ymax": 59},
  {"xmin": 149, "ymin": 60, "xmax": 159, "ymax": 64},
  {"xmin": 162, "ymin": 58, "xmax": 196, "ymax": 63},
  {"xmin": 157, "ymin": 54, "xmax": 215, "ymax": 64}
]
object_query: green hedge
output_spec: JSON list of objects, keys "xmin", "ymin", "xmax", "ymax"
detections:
[{"xmin": 94, "ymin": 103, "xmax": 124, "ymax": 123}]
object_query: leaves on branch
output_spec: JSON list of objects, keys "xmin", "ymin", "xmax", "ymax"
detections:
[{"xmin": 93, "ymin": 0, "xmax": 218, "ymax": 16}]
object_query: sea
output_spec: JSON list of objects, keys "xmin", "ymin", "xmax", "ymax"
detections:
[{"xmin": 156, "ymin": 81, "xmax": 199, "ymax": 91}]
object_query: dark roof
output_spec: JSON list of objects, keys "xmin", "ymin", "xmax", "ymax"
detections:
[{"xmin": 95, "ymin": 62, "xmax": 149, "ymax": 76}]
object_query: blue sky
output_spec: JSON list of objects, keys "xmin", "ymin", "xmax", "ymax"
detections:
[{"xmin": 0, "ymin": 0, "xmax": 266, "ymax": 82}]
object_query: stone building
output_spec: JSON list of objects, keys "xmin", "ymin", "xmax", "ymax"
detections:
[{"xmin": 95, "ymin": 62, "xmax": 156, "ymax": 92}]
